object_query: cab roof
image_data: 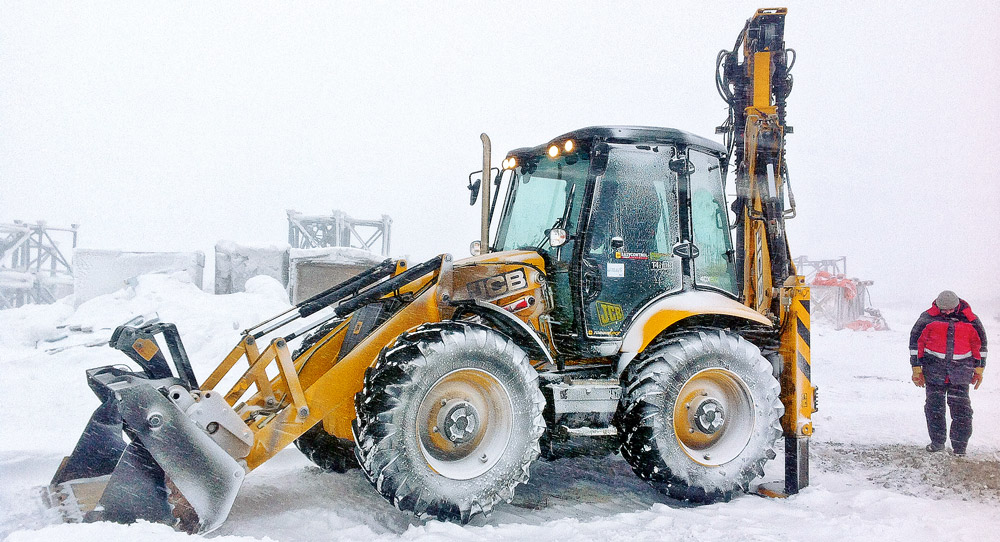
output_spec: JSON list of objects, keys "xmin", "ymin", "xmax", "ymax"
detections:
[{"xmin": 507, "ymin": 126, "xmax": 727, "ymax": 158}]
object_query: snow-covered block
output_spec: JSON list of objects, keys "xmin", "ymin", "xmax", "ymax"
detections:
[
  {"xmin": 214, "ymin": 242, "xmax": 290, "ymax": 295},
  {"xmin": 289, "ymin": 247, "xmax": 386, "ymax": 304},
  {"xmin": 72, "ymin": 249, "xmax": 205, "ymax": 306}
]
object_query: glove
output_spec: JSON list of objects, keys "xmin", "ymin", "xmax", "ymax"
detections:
[
  {"xmin": 912, "ymin": 366, "xmax": 925, "ymax": 388},
  {"xmin": 972, "ymin": 367, "xmax": 984, "ymax": 390}
]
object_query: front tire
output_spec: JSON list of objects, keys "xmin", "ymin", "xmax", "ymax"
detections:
[
  {"xmin": 291, "ymin": 318, "xmax": 359, "ymax": 472},
  {"xmin": 615, "ymin": 329, "xmax": 783, "ymax": 502},
  {"xmin": 353, "ymin": 322, "xmax": 545, "ymax": 522},
  {"xmin": 294, "ymin": 423, "xmax": 358, "ymax": 473}
]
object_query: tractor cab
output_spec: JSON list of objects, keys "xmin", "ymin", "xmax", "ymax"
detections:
[{"xmin": 488, "ymin": 127, "xmax": 738, "ymax": 358}]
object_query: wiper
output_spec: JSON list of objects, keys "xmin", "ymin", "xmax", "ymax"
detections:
[{"xmin": 536, "ymin": 184, "xmax": 576, "ymax": 250}]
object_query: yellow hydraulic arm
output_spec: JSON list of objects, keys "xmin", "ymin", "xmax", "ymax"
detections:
[{"xmin": 717, "ymin": 7, "xmax": 815, "ymax": 495}]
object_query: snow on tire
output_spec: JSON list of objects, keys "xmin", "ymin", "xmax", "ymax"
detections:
[
  {"xmin": 615, "ymin": 329, "xmax": 783, "ymax": 503},
  {"xmin": 353, "ymin": 321, "xmax": 545, "ymax": 522}
]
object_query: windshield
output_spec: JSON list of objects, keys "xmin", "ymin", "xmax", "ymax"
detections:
[{"xmin": 493, "ymin": 152, "xmax": 590, "ymax": 253}]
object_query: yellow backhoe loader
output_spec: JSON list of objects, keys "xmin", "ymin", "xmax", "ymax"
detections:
[{"xmin": 45, "ymin": 7, "xmax": 814, "ymax": 533}]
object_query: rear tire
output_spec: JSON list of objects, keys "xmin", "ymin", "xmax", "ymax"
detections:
[
  {"xmin": 615, "ymin": 329, "xmax": 782, "ymax": 502},
  {"xmin": 353, "ymin": 321, "xmax": 545, "ymax": 522}
]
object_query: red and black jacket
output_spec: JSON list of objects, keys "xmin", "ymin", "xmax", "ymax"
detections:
[{"xmin": 909, "ymin": 299, "xmax": 987, "ymax": 368}]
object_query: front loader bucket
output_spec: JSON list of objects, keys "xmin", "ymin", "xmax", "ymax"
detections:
[{"xmin": 45, "ymin": 366, "xmax": 245, "ymax": 534}]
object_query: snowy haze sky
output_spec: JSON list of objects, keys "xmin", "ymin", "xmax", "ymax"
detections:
[{"xmin": 3, "ymin": 1, "xmax": 998, "ymax": 308}]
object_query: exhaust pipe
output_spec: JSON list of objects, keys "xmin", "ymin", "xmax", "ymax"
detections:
[{"xmin": 480, "ymin": 133, "xmax": 491, "ymax": 253}]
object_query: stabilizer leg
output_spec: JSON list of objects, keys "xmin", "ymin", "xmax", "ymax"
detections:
[{"xmin": 784, "ymin": 436, "xmax": 809, "ymax": 495}]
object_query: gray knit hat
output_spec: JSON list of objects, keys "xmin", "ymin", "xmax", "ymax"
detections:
[{"xmin": 935, "ymin": 290, "xmax": 959, "ymax": 311}]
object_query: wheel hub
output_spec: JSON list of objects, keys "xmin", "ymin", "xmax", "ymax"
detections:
[
  {"xmin": 692, "ymin": 398, "xmax": 725, "ymax": 434},
  {"xmin": 672, "ymin": 368, "xmax": 756, "ymax": 466},
  {"xmin": 416, "ymin": 368, "xmax": 514, "ymax": 480},
  {"xmin": 439, "ymin": 400, "xmax": 480, "ymax": 444}
]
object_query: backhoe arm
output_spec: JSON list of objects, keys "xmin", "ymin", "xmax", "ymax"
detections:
[{"xmin": 717, "ymin": 7, "xmax": 815, "ymax": 495}]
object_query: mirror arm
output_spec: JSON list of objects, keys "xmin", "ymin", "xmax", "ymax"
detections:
[{"xmin": 488, "ymin": 169, "xmax": 503, "ymax": 224}]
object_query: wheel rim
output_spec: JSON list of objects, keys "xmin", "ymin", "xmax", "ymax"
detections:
[
  {"xmin": 672, "ymin": 368, "xmax": 755, "ymax": 466},
  {"xmin": 416, "ymin": 368, "xmax": 513, "ymax": 480}
]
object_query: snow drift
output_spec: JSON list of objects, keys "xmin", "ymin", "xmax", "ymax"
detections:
[{"xmin": 1, "ymin": 275, "xmax": 997, "ymax": 542}]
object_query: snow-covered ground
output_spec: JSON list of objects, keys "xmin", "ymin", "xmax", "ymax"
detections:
[{"xmin": 1, "ymin": 276, "xmax": 998, "ymax": 542}]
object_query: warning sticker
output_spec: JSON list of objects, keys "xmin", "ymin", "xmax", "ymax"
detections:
[
  {"xmin": 607, "ymin": 262, "xmax": 625, "ymax": 278},
  {"xmin": 615, "ymin": 252, "xmax": 649, "ymax": 260},
  {"xmin": 132, "ymin": 338, "xmax": 159, "ymax": 361}
]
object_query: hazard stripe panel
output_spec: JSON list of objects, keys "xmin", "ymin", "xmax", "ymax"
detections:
[
  {"xmin": 797, "ymin": 352, "xmax": 811, "ymax": 381},
  {"xmin": 797, "ymin": 317, "xmax": 810, "ymax": 349}
]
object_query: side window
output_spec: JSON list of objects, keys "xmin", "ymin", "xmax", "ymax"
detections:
[{"xmin": 689, "ymin": 150, "xmax": 737, "ymax": 296}]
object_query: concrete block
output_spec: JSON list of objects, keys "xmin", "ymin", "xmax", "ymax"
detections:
[
  {"xmin": 73, "ymin": 249, "xmax": 205, "ymax": 305},
  {"xmin": 214, "ymin": 242, "xmax": 289, "ymax": 295}
]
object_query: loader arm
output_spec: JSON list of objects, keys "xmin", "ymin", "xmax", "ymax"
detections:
[
  {"xmin": 47, "ymin": 254, "xmax": 457, "ymax": 533},
  {"xmin": 191, "ymin": 254, "xmax": 455, "ymax": 468},
  {"xmin": 717, "ymin": 7, "xmax": 815, "ymax": 495}
]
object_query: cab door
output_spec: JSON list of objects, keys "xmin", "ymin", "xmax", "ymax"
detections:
[{"xmin": 580, "ymin": 144, "xmax": 684, "ymax": 340}]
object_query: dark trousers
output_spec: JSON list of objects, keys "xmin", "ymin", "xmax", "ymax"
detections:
[{"xmin": 924, "ymin": 382, "xmax": 973, "ymax": 451}]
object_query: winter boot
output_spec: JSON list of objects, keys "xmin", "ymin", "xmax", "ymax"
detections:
[{"xmin": 925, "ymin": 442, "xmax": 945, "ymax": 453}]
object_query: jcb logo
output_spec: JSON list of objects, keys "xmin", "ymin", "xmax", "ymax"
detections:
[
  {"xmin": 597, "ymin": 301, "xmax": 624, "ymax": 325},
  {"xmin": 467, "ymin": 269, "xmax": 528, "ymax": 300}
]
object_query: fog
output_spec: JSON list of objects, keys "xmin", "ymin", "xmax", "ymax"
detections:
[{"xmin": 3, "ymin": 1, "xmax": 998, "ymax": 308}]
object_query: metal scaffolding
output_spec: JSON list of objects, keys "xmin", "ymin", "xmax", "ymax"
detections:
[
  {"xmin": 287, "ymin": 210, "xmax": 391, "ymax": 256},
  {"xmin": 1, "ymin": 220, "xmax": 78, "ymax": 308},
  {"xmin": 793, "ymin": 256, "xmax": 849, "ymax": 280}
]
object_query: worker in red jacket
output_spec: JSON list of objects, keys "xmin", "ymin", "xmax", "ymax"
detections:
[{"xmin": 909, "ymin": 290, "xmax": 988, "ymax": 456}]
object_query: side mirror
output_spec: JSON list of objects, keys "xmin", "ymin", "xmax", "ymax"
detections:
[
  {"xmin": 468, "ymin": 179, "xmax": 481, "ymax": 206},
  {"xmin": 467, "ymin": 167, "xmax": 499, "ymax": 206},
  {"xmin": 549, "ymin": 228, "xmax": 568, "ymax": 248},
  {"xmin": 470, "ymin": 240, "xmax": 483, "ymax": 256}
]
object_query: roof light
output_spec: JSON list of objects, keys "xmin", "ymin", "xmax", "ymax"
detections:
[
  {"xmin": 502, "ymin": 157, "xmax": 518, "ymax": 170},
  {"xmin": 564, "ymin": 140, "xmax": 575, "ymax": 153},
  {"xmin": 548, "ymin": 145, "xmax": 560, "ymax": 158}
]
